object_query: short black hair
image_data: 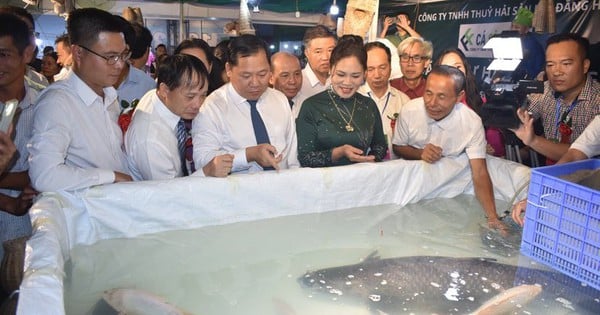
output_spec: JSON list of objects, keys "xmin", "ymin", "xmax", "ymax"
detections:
[
  {"xmin": 130, "ymin": 23, "xmax": 153, "ymax": 59},
  {"xmin": 55, "ymin": 33, "xmax": 70, "ymax": 46},
  {"xmin": 67, "ymin": 8, "xmax": 124, "ymax": 48},
  {"xmin": 0, "ymin": 13, "xmax": 31, "ymax": 55},
  {"xmin": 115, "ymin": 15, "xmax": 135, "ymax": 51},
  {"xmin": 44, "ymin": 51, "xmax": 59, "ymax": 63},
  {"xmin": 302, "ymin": 25, "xmax": 336, "ymax": 48},
  {"xmin": 329, "ymin": 35, "xmax": 367, "ymax": 71},
  {"xmin": 546, "ymin": 33, "xmax": 590, "ymax": 60},
  {"xmin": 227, "ymin": 34, "xmax": 270, "ymax": 67},
  {"xmin": 0, "ymin": 6, "xmax": 34, "ymax": 30},
  {"xmin": 157, "ymin": 54, "xmax": 209, "ymax": 92},
  {"xmin": 174, "ymin": 38, "xmax": 213, "ymax": 66},
  {"xmin": 364, "ymin": 41, "xmax": 391, "ymax": 65},
  {"xmin": 429, "ymin": 65, "xmax": 466, "ymax": 95}
]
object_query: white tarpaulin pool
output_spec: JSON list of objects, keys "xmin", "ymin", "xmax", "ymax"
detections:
[{"xmin": 18, "ymin": 156, "xmax": 532, "ymax": 314}]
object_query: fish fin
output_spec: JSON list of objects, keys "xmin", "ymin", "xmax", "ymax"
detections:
[{"xmin": 471, "ymin": 284, "xmax": 542, "ymax": 315}]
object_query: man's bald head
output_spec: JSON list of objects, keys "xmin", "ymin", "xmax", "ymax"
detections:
[{"xmin": 270, "ymin": 52, "xmax": 303, "ymax": 99}]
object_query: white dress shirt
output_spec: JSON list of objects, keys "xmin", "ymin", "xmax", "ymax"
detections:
[
  {"xmin": 53, "ymin": 66, "xmax": 70, "ymax": 82},
  {"xmin": 571, "ymin": 115, "xmax": 600, "ymax": 158},
  {"xmin": 359, "ymin": 84, "xmax": 410, "ymax": 159},
  {"xmin": 117, "ymin": 66, "xmax": 156, "ymax": 105},
  {"xmin": 125, "ymin": 90, "xmax": 193, "ymax": 181},
  {"xmin": 392, "ymin": 98, "xmax": 487, "ymax": 160},
  {"xmin": 28, "ymin": 72, "xmax": 129, "ymax": 192},
  {"xmin": 290, "ymin": 92, "xmax": 307, "ymax": 119},
  {"xmin": 300, "ymin": 65, "xmax": 329, "ymax": 99},
  {"xmin": 192, "ymin": 83, "xmax": 299, "ymax": 173}
]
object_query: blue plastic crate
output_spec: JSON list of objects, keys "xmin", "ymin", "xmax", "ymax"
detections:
[{"xmin": 521, "ymin": 159, "xmax": 600, "ymax": 290}]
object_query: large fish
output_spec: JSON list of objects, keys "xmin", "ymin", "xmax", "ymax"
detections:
[
  {"xmin": 298, "ymin": 253, "xmax": 600, "ymax": 314},
  {"xmin": 90, "ymin": 288, "xmax": 194, "ymax": 315}
]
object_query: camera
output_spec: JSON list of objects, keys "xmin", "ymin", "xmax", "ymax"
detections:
[
  {"xmin": 480, "ymin": 80, "xmax": 543, "ymax": 129},
  {"xmin": 479, "ymin": 31, "xmax": 544, "ymax": 129}
]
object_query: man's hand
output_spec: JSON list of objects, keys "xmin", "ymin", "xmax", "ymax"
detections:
[
  {"xmin": 379, "ymin": 16, "xmax": 394, "ymax": 38},
  {"xmin": 488, "ymin": 216, "xmax": 510, "ymax": 236},
  {"xmin": 510, "ymin": 108, "xmax": 535, "ymax": 146},
  {"xmin": 420, "ymin": 143, "xmax": 442, "ymax": 163},
  {"xmin": 246, "ymin": 144, "xmax": 282, "ymax": 170},
  {"xmin": 332, "ymin": 144, "xmax": 376, "ymax": 163},
  {"xmin": 114, "ymin": 171, "xmax": 133, "ymax": 183},
  {"xmin": 397, "ymin": 15, "xmax": 411, "ymax": 31},
  {"xmin": 203, "ymin": 154, "xmax": 234, "ymax": 177},
  {"xmin": 511, "ymin": 199, "xmax": 527, "ymax": 227}
]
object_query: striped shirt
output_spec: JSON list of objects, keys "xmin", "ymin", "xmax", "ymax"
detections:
[{"xmin": 528, "ymin": 75, "xmax": 600, "ymax": 142}]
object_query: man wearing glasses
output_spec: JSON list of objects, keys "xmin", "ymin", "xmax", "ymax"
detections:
[
  {"xmin": 28, "ymin": 8, "xmax": 132, "ymax": 192},
  {"xmin": 390, "ymin": 37, "xmax": 433, "ymax": 99}
]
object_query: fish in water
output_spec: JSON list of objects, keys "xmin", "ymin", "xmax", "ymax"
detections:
[
  {"xmin": 298, "ymin": 253, "xmax": 600, "ymax": 314},
  {"xmin": 90, "ymin": 288, "xmax": 194, "ymax": 315}
]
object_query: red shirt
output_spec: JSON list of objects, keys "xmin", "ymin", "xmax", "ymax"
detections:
[{"xmin": 390, "ymin": 77, "xmax": 426, "ymax": 99}]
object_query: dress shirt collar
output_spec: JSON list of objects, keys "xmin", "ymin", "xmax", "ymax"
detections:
[
  {"xmin": 361, "ymin": 83, "xmax": 396, "ymax": 101},
  {"xmin": 151, "ymin": 91, "xmax": 181, "ymax": 130},
  {"xmin": 226, "ymin": 83, "xmax": 267, "ymax": 106},
  {"xmin": 426, "ymin": 101, "xmax": 461, "ymax": 130},
  {"xmin": 69, "ymin": 71, "xmax": 118, "ymax": 109},
  {"xmin": 19, "ymin": 80, "xmax": 39, "ymax": 110},
  {"xmin": 303, "ymin": 65, "xmax": 329, "ymax": 88}
]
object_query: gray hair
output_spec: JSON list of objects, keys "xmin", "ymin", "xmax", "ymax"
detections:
[
  {"xmin": 397, "ymin": 37, "xmax": 433, "ymax": 60},
  {"xmin": 429, "ymin": 65, "xmax": 465, "ymax": 95}
]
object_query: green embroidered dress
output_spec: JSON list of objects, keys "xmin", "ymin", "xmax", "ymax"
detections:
[{"xmin": 296, "ymin": 88, "xmax": 387, "ymax": 167}]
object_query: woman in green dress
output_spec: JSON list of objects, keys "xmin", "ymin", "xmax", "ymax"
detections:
[{"xmin": 296, "ymin": 35, "xmax": 387, "ymax": 167}]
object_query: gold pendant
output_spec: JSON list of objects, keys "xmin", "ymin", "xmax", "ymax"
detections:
[{"xmin": 345, "ymin": 124, "xmax": 354, "ymax": 132}]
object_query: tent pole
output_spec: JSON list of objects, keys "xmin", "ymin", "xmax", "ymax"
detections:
[
  {"xmin": 367, "ymin": 0, "xmax": 380, "ymax": 41},
  {"xmin": 179, "ymin": 0, "xmax": 185, "ymax": 43}
]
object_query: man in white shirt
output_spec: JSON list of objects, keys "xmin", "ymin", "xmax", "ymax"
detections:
[
  {"xmin": 126, "ymin": 54, "xmax": 233, "ymax": 180},
  {"xmin": 392, "ymin": 65, "xmax": 506, "ymax": 231},
  {"xmin": 270, "ymin": 52, "xmax": 305, "ymax": 118},
  {"xmin": 28, "ymin": 8, "xmax": 133, "ymax": 192},
  {"xmin": 359, "ymin": 42, "xmax": 410, "ymax": 159},
  {"xmin": 193, "ymin": 34, "xmax": 299, "ymax": 174},
  {"xmin": 299, "ymin": 25, "xmax": 336, "ymax": 98},
  {"xmin": 53, "ymin": 34, "xmax": 72, "ymax": 82}
]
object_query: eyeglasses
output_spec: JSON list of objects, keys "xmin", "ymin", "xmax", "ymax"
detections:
[
  {"xmin": 400, "ymin": 54, "xmax": 428, "ymax": 63},
  {"xmin": 79, "ymin": 45, "xmax": 132, "ymax": 65}
]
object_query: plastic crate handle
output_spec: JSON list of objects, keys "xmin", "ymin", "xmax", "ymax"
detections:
[{"xmin": 526, "ymin": 193, "xmax": 557, "ymax": 209}]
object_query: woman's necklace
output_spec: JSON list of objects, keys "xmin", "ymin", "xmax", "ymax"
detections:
[{"xmin": 328, "ymin": 90, "xmax": 357, "ymax": 132}]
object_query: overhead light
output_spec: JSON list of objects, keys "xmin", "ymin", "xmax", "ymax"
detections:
[
  {"xmin": 253, "ymin": 5, "xmax": 259, "ymax": 13},
  {"xmin": 329, "ymin": 0, "xmax": 339, "ymax": 16},
  {"xmin": 295, "ymin": 11, "xmax": 300, "ymax": 18}
]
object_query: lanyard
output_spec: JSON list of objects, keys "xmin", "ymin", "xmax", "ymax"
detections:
[
  {"xmin": 368, "ymin": 91, "xmax": 391, "ymax": 116},
  {"xmin": 554, "ymin": 97, "xmax": 578, "ymax": 139}
]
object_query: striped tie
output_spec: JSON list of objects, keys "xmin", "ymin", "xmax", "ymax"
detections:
[{"xmin": 176, "ymin": 119, "xmax": 189, "ymax": 176}]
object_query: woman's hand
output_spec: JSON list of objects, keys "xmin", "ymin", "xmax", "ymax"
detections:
[{"xmin": 332, "ymin": 145, "xmax": 376, "ymax": 163}]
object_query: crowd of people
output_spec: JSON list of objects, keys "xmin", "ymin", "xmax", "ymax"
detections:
[{"xmin": 0, "ymin": 5, "xmax": 599, "ymax": 303}]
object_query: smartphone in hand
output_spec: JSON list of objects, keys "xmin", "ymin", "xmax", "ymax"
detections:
[{"xmin": 0, "ymin": 99, "xmax": 18, "ymax": 133}]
